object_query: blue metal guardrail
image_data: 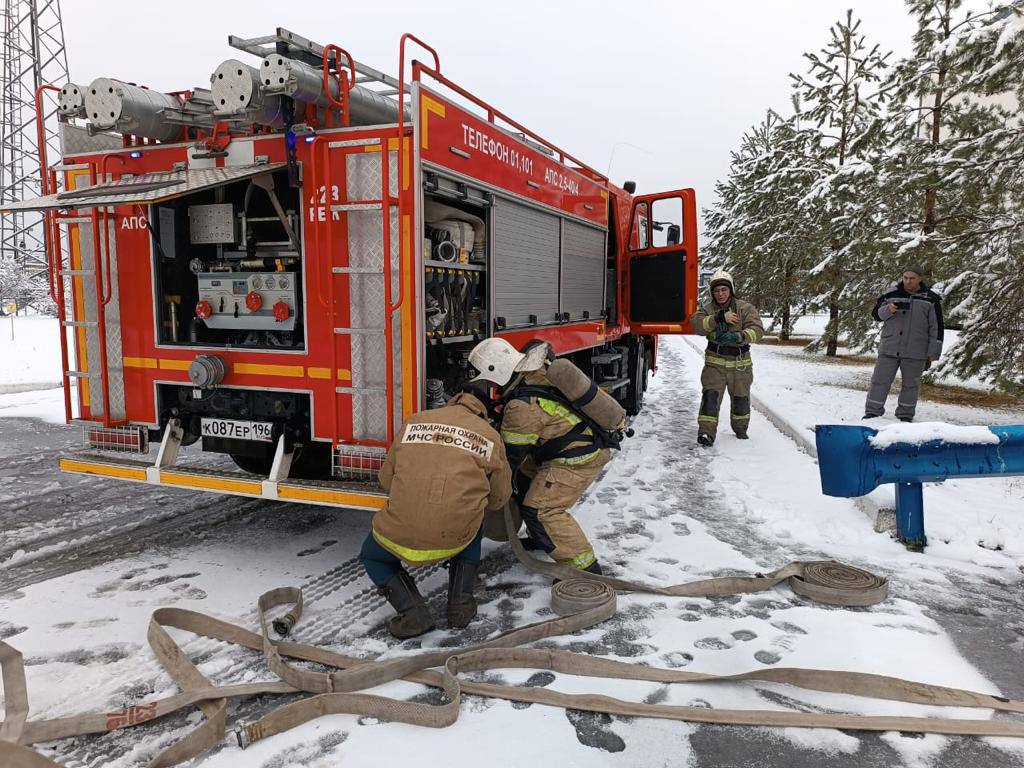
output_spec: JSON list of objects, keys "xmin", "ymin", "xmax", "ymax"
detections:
[{"xmin": 815, "ymin": 424, "xmax": 1024, "ymax": 550}]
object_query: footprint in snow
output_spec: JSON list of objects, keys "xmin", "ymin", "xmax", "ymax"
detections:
[
  {"xmin": 694, "ymin": 636, "xmax": 733, "ymax": 650},
  {"xmin": 754, "ymin": 631, "xmax": 801, "ymax": 665},
  {"xmin": 769, "ymin": 621, "xmax": 808, "ymax": 635},
  {"xmin": 663, "ymin": 651, "xmax": 694, "ymax": 668}
]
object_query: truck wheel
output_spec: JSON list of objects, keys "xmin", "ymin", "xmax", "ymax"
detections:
[
  {"xmin": 230, "ymin": 450, "xmax": 273, "ymax": 475},
  {"xmin": 625, "ymin": 340, "xmax": 646, "ymax": 416},
  {"xmin": 231, "ymin": 443, "xmax": 332, "ymax": 479}
]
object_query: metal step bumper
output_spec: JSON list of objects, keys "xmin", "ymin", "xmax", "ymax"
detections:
[{"xmin": 58, "ymin": 454, "xmax": 388, "ymax": 512}]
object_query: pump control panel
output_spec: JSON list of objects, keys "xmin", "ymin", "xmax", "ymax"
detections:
[{"xmin": 196, "ymin": 271, "xmax": 297, "ymax": 331}]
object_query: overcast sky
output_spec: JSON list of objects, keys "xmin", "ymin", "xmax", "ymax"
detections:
[{"xmin": 62, "ymin": 1, "xmax": 921, "ymax": 231}]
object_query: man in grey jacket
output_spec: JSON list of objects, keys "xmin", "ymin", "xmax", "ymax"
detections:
[{"xmin": 864, "ymin": 265, "xmax": 944, "ymax": 422}]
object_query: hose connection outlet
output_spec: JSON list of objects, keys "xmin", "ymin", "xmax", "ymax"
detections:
[{"xmin": 188, "ymin": 354, "xmax": 228, "ymax": 389}]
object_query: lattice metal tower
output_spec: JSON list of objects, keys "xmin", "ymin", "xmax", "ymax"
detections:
[{"xmin": 0, "ymin": 0, "xmax": 68, "ymax": 280}]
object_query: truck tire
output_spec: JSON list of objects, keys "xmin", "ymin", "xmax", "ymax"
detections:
[
  {"xmin": 230, "ymin": 449, "xmax": 273, "ymax": 476},
  {"xmin": 230, "ymin": 442, "xmax": 333, "ymax": 480},
  {"xmin": 625, "ymin": 339, "xmax": 646, "ymax": 416}
]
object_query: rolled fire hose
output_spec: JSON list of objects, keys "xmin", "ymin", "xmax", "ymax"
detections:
[{"xmin": 3, "ymin": 507, "xmax": 1023, "ymax": 768}]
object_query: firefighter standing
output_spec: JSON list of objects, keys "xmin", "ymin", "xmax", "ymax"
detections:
[
  {"xmin": 360, "ymin": 383, "xmax": 511, "ymax": 639},
  {"xmin": 469, "ymin": 338, "xmax": 610, "ymax": 574},
  {"xmin": 690, "ymin": 270, "xmax": 764, "ymax": 446}
]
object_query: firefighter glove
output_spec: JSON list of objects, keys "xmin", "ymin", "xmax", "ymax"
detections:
[{"xmin": 715, "ymin": 330, "xmax": 743, "ymax": 344}]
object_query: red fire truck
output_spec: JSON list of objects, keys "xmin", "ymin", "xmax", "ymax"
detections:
[{"xmin": 6, "ymin": 29, "xmax": 698, "ymax": 512}]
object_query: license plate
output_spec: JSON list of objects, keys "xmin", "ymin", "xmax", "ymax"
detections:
[{"xmin": 200, "ymin": 417, "xmax": 274, "ymax": 442}]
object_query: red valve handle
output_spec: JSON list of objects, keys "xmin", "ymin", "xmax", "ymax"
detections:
[
  {"xmin": 273, "ymin": 301, "xmax": 290, "ymax": 321},
  {"xmin": 195, "ymin": 300, "xmax": 213, "ymax": 320},
  {"xmin": 245, "ymin": 291, "xmax": 263, "ymax": 312}
]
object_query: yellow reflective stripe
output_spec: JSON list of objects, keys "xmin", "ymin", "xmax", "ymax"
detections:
[
  {"xmin": 561, "ymin": 549, "xmax": 596, "ymax": 570},
  {"xmin": 702, "ymin": 316, "xmax": 715, "ymax": 332},
  {"xmin": 744, "ymin": 328, "xmax": 759, "ymax": 342},
  {"xmin": 372, "ymin": 529, "xmax": 467, "ymax": 563},
  {"xmin": 732, "ymin": 414, "xmax": 751, "ymax": 421},
  {"xmin": 551, "ymin": 448, "xmax": 602, "ymax": 465},
  {"xmin": 697, "ymin": 415, "xmax": 719, "ymax": 423},
  {"xmin": 502, "ymin": 430, "xmax": 539, "ymax": 445},
  {"xmin": 538, "ymin": 397, "xmax": 581, "ymax": 426},
  {"xmin": 705, "ymin": 354, "xmax": 753, "ymax": 369}
]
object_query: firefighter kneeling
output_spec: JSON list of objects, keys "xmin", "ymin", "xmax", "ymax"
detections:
[
  {"xmin": 360, "ymin": 383, "xmax": 511, "ymax": 639},
  {"xmin": 470, "ymin": 337, "xmax": 624, "ymax": 575}
]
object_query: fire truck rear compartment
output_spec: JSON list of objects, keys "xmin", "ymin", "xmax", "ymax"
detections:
[{"xmin": 152, "ymin": 167, "xmax": 305, "ymax": 350}]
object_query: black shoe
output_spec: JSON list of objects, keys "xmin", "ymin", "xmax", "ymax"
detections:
[
  {"xmin": 697, "ymin": 433, "xmax": 715, "ymax": 447},
  {"xmin": 379, "ymin": 570, "xmax": 434, "ymax": 639},
  {"xmin": 898, "ymin": 416, "xmax": 913, "ymax": 423},
  {"xmin": 734, "ymin": 432, "xmax": 749, "ymax": 440},
  {"xmin": 446, "ymin": 560, "xmax": 479, "ymax": 629},
  {"xmin": 863, "ymin": 413, "xmax": 879, "ymax": 419}
]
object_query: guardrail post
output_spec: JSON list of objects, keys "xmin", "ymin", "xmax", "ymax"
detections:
[{"xmin": 894, "ymin": 482, "xmax": 926, "ymax": 550}]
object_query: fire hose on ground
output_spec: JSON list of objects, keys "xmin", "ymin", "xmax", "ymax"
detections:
[{"xmin": 2, "ymin": 505, "xmax": 1023, "ymax": 768}]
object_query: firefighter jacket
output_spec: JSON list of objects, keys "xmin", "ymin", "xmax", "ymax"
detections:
[
  {"xmin": 872, "ymin": 281, "xmax": 944, "ymax": 361},
  {"xmin": 500, "ymin": 369, "xmax": 604, "ymax": 468},
  {"xmin": 690, "ymin": 296, "xmax": 764, "ymax": 361},
  {"xmin": 372, "ymin": 392, "xmax": 512, "ymax": 565}
]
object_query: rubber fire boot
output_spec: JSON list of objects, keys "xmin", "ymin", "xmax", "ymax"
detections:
[
  {"xmin": 553, "ymin": 559, "xmax": 603, "ymax": 584},
  {"xmin": 446, "ymin": 560, "xmax": 479, "ymax": 629},
  {"xmin": 735, "ymin": 432, "xmax": 749, "ymax": 440},
  {"xmin": 379, "ymin": 570, "xmax": 434, "ymax": 639},
  {"xmin": 698, "ymin": 433, "xmax": 715, "ymax": 447}
]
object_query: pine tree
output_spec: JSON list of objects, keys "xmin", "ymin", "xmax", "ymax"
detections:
[
  {"xmin": 704, "ymin": 108, "xmax": 817, "ymax": 340},
  {"xmin": 930, "ymin": 4, "xmax": 1024, "ymax": 390},
  {"xmin": 880, "ymin": 1, "xmax": 1002, "ymax": 295},
  {"xmin": 790, "ymin": 10, "xmax": 891, "ymax": 356}
]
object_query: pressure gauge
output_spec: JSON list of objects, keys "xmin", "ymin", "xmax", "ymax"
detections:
[
  {"xmin": 279, "ymin": 277, "xmax": 289, "ymax": 289},
  {"xmin": 251, "ymin": 275, "xmax": 262, "ymax": 290},
  {"xmin": 265, "ymin": 276, "xmax": 276, "ymax": 290}
]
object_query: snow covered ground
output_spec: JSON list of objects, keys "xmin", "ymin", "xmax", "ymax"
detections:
[
  {"xmin": 0, "ymin": 315, "xmax": 65, "ymax": 392},
  {"xmin": 709, "ymin": 326, "xmax": 1024, "ymax": 569},
  {"xmin": 0, "ymin": 333, "xmax": 1022, "ymax": 767}
]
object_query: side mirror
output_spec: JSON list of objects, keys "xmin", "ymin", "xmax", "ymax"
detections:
[
  {"xmin": 623, "ymin": 180, "xmax": 636, "ymax": 194},
  {"xmin": 667, "ymin": 224, "xmax": 681, "ymax": 246}
]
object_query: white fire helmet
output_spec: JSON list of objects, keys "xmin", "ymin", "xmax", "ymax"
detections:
[
  {"xmin": 709, "ymin": 269, "xmax": 734, "ymax": 293},
  {"xmin": 469, "ymin": 338, "xmax": 546, "ymax": 386}
]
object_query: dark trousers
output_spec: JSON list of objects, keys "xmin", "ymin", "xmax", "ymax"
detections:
[{"xmin": 359, "ymin": 527, "xmax": 484, "ymax": 586}]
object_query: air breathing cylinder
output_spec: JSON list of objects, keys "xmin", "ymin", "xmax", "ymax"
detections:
[{"xmin": 545, "ymin": 358, "xmax": 626, "ymax": 430}]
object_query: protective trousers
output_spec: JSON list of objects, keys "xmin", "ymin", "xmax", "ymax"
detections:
[
  {"xmin": 864, "ymin": 354, "xmax": 927, "ymax": 420},
  {"xmin": 360, "ymin": 527, "xmax": 484, "ymax": 586},
  {"xmin": 698, "ymin": 356, "xmax": 753, "ymax": 439},
  {"xmin": 518, "ymin": 450, "xmax": 611, "ymax": 570}
]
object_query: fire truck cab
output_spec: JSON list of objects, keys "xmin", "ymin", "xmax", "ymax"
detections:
[{"xmin": 4, "ymin": 29, "xmax": 698, "ymax": 512}]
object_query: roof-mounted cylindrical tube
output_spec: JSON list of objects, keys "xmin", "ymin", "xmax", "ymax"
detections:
[
  {"xmin": 84, "ymin": 78, "xmax": 183, "ymax": 142},
  {"xmin": 58, "ymin": 83, "xmax": 87, "ymax": 119},
  {"xmin": 260, "ymin": 54, "xmax": 406, "ymax": 125},
  {"xmin": 210, "ymin": 59, "xmax": 289, "ymax": 129}
]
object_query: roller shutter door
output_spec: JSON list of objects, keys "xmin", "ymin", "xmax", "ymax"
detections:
[
  {"xmin": 561, "ymin": 220, "xmax": 606, "ymax": 320},
  {"xmin": 492, "ymin": 197, "xmax": 560, "ymax": 327}
]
